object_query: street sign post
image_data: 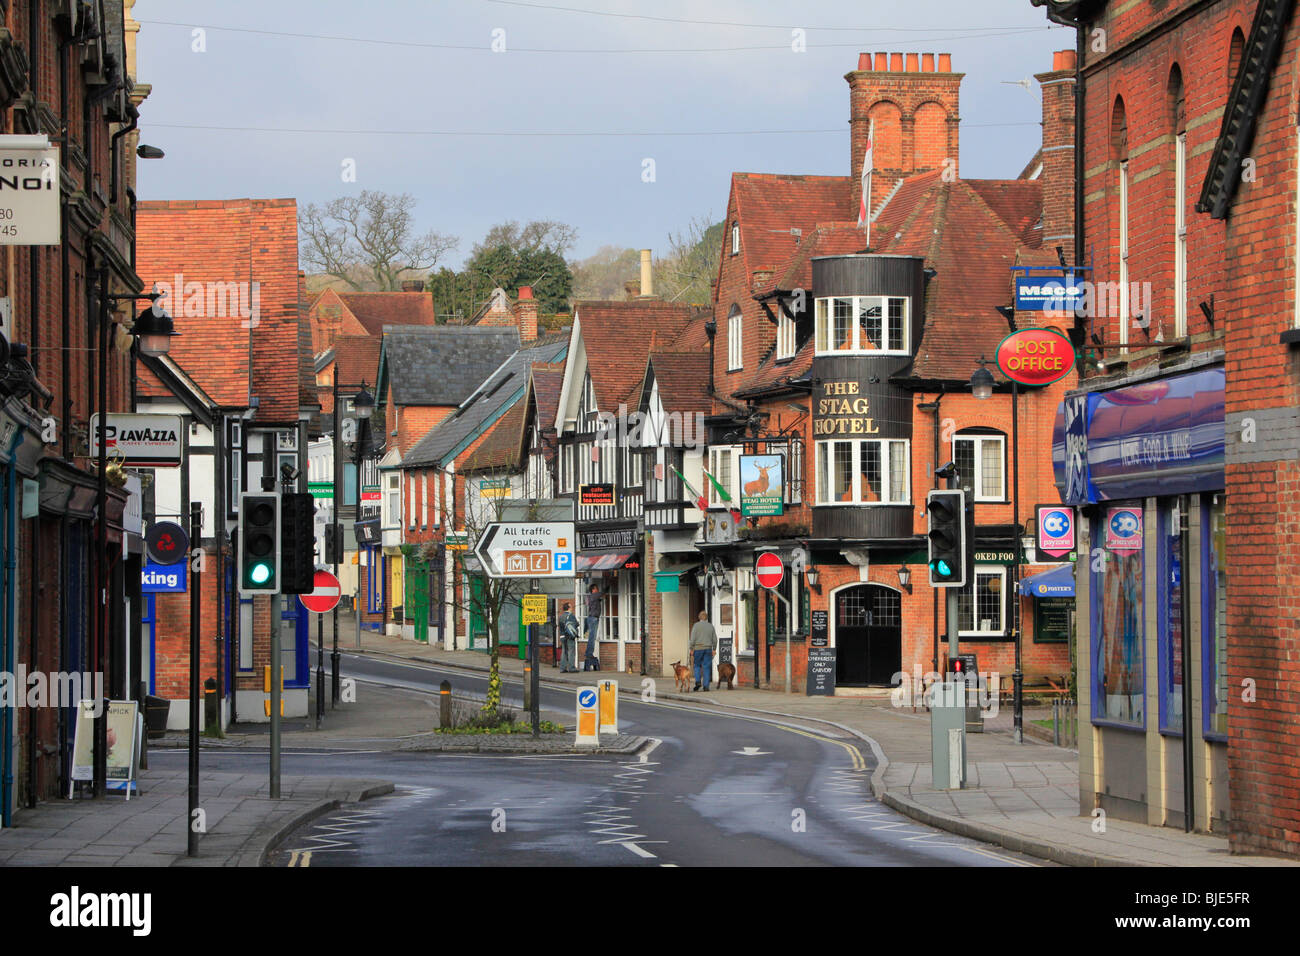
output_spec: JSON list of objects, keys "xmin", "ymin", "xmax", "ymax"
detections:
[
  {"xmin": 598, "ymin": 679, "xmax": 618, "ymax": 735},
  {"xmin": 473, "ymin": 522, "xmax": 576, "ymax": 578},
  {"xmin": 300, "ymin": 570, "xmax": 342, "ymax": 614}
]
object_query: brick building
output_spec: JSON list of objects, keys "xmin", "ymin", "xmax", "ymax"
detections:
[
  {"xmin": 693, "ymin": 50, "xmax": 1077, "ymax": 695},
  {"xmin": 1034, "ymin": 0, "xmax": 1296, "ymax": 857},
  {"xmin": 0, "ymin": 1, "xmax": 149, "ymax": 814},
  {"xmin": 135, "ymin": 198, "xmax": 319, "ymax": 724}
]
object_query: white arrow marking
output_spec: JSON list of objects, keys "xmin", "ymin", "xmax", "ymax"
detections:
[{"xmin": 732, "ymin": 746, "xmax": 772, "ymax": 756}]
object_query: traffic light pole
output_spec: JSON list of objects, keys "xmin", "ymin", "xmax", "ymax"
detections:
[{"xmin": 270, "ymin": 591, "xmax": 281, "ymax": 799}]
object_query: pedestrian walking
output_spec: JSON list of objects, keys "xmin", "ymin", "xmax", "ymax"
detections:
[
  {"xmin": 689, "ymin": 610, "xmax": 717, "ymax": 691},
  {"xmin": 583, "ymin": 579, "xmax": 606, "ymax": 671},
  {"xmin": 557, "ymin": 601, "xmax": 579, "ymax": 673}
]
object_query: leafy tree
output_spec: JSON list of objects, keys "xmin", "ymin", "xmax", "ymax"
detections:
[
  {"xmin": 655, "ymin": 217, "xmax": 724, "ymax": 305},
  {"xmin": 299, "ymin": 190, "xmax": 458, "ymax": 291},
  {"xmin": 465, "ymin": 244, "xmax": 574, "ymax": 314}
]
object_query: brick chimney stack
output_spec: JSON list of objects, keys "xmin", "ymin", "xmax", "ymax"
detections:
[
  {"xmin": 400, "ymin": 279, "xmax": 425, "ymax": 293},
  {"xmin": 847, "ymin": 52, "xmax": 963, "ymax": 219},
  {"xmin": 514, "ymin": 286, "xmax": 538, "ymax": 342},
  {"xmin": 1035, "ymin": 49, "xmax": 1077, "ymax": 253}
]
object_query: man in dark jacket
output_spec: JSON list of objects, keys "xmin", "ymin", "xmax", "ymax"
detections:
[
  {"xmin": 583, "ymin": 579, "xmax": 605, "ymax": 670},
  {"xmin": 556, "ymin": 602, "xmax": 579, "ymax": 673}
]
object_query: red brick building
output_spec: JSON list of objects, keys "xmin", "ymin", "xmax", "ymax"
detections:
[
  {"xmin": 696, "ymin": 50, "xmax": 1077, "ymax": 695},
  {"xmin": 1034, "ymin": 0, "xmax": 1296, "ymax": 856},
  {"xmin": 0, "ymin": 3, "xmax": 148, "ymax": 813}
]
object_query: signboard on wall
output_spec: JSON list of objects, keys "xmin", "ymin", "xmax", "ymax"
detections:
[
  {"xmin": 1106, "ymin": 506, "xmax": 1143, "ymax": 551},
  {"xmin": 0, "ymin": 136, "xmax": 60, "ymax": 245},
  {"xmin": 739, "ymin": 455, "xmax": 784, "ymax": 517},
  {"xmin": 810, "ymin": 610, "xmax": 828, "ymax": 647},
  {"xmin": 90, "ymin": 413, "xmax": 183, "ymax": 466},
  {"xmin": 579, "ymin": 483, "xmax": 614, "ymax": 506}
]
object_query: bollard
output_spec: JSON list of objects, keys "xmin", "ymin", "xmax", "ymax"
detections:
[
  {"xmin": 203, "ymin": 677, "xmax": 217, "ymax": 733},
  {"xmin": 439, "ymin": 680, "xmax": 451, "ymax": 728}
]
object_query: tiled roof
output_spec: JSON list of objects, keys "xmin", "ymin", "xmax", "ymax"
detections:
[
  {"xmin": 733, "ymin": 340, "xmax": 814, "ymax": 399},
  {"xmin": 379, "ymin": 326, "xmax": 520, "ymax": 407},
  {"xmin": 463, "ymin": 401, "xmax": 526, "ymax": 472},
  {"xmin": 876, "ymin": 180, "xmax": 1032, "ymax": 381},
  {"xmin": 646, "ymin": 352, "xmax": 712, "ymax": 416},
  {"xmin": 670, "ymin": 315, "xmax": 712, "ymax": 353},
  {"xmin": 756, "ymin": 222, "xmax": 869, "ymax": 296},
  {"xmin": 401, "ymin": 336, "xmax": 568, "ymax": 469},
  {"xmin": 530, "ymin": 362, "xmax": 566, "ymax": 434},
  {"xmin": 137, "ymin": 199, "xmax": 303, "ymax": 423},
  {"xmin": 728, "ymin": 173, "xmax": 853, "ymax": 283},
  {"xmin": 966, "ymin": 179, "xmax": 1043, "ymax": 248},
  {"xmin": 319, "ymin": 334, "xmax": 382, "ymax": 416},
  {"xmin": 337, "ymin": 291, "xmax": 436, "ymax": 336},
  {"xmin": 575, "ymin": 301, "xmax": 705, "ymax": 409}
]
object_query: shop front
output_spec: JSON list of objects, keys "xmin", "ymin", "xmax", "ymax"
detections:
[
  {"xmin": 1053, "ymin": 361, "xmax": 1227, "ymax": 830},
  {"xmin": 576, "ymin": 525, "xmax": 644, "ymax": 672}
]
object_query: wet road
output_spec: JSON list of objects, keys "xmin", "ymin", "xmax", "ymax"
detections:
[{"xmin": 156, "ymin": 652, "xmax": 1044, "ymax": 867}]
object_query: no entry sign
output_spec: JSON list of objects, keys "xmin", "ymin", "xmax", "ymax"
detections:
[
  {"xmin": 755, "ymin": 552, "xmax": 784, "ymax": 590},
  {"xmin": 299, "ymin": 570, "xmax": 342, "ymax": 614}
]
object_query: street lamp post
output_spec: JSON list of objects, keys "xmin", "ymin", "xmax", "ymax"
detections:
[
  {"xmin": 331, "ymin": 373, "xmax": 374, "ymax": 712},
  {"xmin": 971, "ymin": 356, "xmax": 1023, "ymax": 743}
]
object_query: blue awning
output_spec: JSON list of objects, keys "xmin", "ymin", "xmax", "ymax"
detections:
[{"xmin": 1019, "ymin": 564, "xmax": 1075, "ymax": 598}]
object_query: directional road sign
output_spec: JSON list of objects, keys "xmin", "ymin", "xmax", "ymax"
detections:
[
  {"xmin": 755, "ymin": 552, "xmax": 784, "ymax": 590},
  {"xmin": 473, "ymin": 521, "xmax": 576, "ymax": 578},
  {"xmin": 299, "ymin": 569, "xmax": 342, "ymax": 614}
]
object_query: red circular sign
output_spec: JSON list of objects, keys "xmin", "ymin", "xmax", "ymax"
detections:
[
  {"xmin": 300, "ymin": 570, "xmax": 342, "ymax": 613},
  {"xmin": 755, "ymin": 552, "xmax": 784, "ymax": 590},
  {"xmin": 995, "ymin": 328, "xmax": 1075, "ymax": 387}
]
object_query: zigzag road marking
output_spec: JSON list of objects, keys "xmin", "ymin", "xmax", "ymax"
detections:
[{"xmin": 283, "ymin": 807, "xmax": 383, "ymax": 856}]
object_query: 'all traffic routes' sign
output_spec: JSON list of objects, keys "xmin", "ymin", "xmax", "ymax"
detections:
[
  {"xmin": 300, "ymin": 570, "xmax": 342, "ymax": 614},
  {"xmin": 756, "ymin": 552, "xmax": 784, "ymax": 590},
  {"xmin": 473, "ymin": 521, "xmax": 576, "ymax": 578}
]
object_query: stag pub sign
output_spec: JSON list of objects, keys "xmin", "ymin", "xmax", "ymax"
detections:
[{"xmin": 739, "ymin": 455, "xmax": 784, "ymax": 517}]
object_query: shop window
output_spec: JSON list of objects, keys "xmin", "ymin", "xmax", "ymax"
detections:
[
  {"xmin": 1091, "ymin": 503, "xmax": 1145, "ymax": 727},
  {"xmin": 1158, "ymin": 500, "xmax": 1185, "ymax": 734},
  {"xmin": 957, "ymin": 566, "xmax": 1006, "ymax": 636},
  {"xmin": 1204, "ymin": 494, "xmax": 1228, "ymax": 739}
]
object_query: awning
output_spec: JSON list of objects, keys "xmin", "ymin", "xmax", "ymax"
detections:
[
  {"xmin": 652, "ymin": 561, "xmax": 700, "ymax": 593},
  {"xmin": 577, "ymin": 551, "xmax": 634, "ymax": 571},
  {"xmin": 1019, "ymin": 564, "xmax": 1075, "ymax": 598}
]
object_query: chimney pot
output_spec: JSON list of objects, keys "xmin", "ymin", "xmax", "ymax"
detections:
[
  {"xmin": 921, "ymin": 53, "xmax": 935, "ymax": 72},
  {"xmin": 938, "ymin": 53, "xmax": 952, "ymax": 72},
  {"xmin": 639, "ymin": 249, "xmax": 655, "ymax": 298},
  {"xmin": 890, "ymin": 52, "xmax": 904, "ymax": 72},
  {"xmin": 518, "ymin": 285, "xmax": 533, "ymax": 300},
  {"xmin": 905, "ymin": 52, "xmax": 919, "ymax": 72},
  {"xmin": 874, "ymin": 52, "xmax": 888, "ymax": 71},
  {"xmin": 1054, "ymin": 49, "xmax": 1077, "ymax": 72},
  {"xmin": 857, "ymin": 52, "xmax": 871, "ymax": 71}
]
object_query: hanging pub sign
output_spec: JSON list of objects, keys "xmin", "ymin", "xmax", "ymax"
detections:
[
  {"xmin": 0, "ymin": 135, "xmax": 60, "ymax": 245},
  {"xmin": 739, "ymin": 455, "xmax": 784, "ymax": 517},
  {"xmin": 579, "ymin": 483, "xmax": 615, "ymax": 506},
  {"xmin": 995, "ymin": 328, "xmax": 1075, "ymax": 387}
]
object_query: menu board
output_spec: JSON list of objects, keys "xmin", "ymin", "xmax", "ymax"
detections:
[
  {"xmin": 1034, "ymin": 597, "xmax": 1073, "ymax": 644},
  {"xmin": 807, "ymin": 647, "xmax": 836, "ymax": 696}
]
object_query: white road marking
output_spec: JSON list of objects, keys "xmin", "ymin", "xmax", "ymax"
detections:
[
  {"xmin": 732, "ymin": 746, "xmax": 772, "ymax": 756},
  {"xmin": 621, "ymin": 842, "xmax": 657, "ymax": 859}
]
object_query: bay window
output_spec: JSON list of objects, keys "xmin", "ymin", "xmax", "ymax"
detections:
[
  {"xmin": 814, "ymin": 295, "xmax": 908, "ymax": 354},
  {"xmin": 815, "ymin": 439, "xmax": 909, "ymax": 505}
]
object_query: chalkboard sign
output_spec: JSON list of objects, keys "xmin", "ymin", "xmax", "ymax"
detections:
[
  {"xmin": 807, "ymin": 647, "xmax": 836, "ymax": 696},
  {"xmin": 810, "ymin": 610, "xmax": 828, "ymax": 647},
  {"xmin": 718, "ymin": 636, "xmax": 734, "ymax": 665}
]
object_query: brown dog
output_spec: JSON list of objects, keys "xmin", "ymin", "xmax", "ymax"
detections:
[
  {"xmin": 670, "ymin": 660, "xmax": 692, "ymax": 693},
  {"xmin": 717, "ymin": 661, "xmax": 736, "ymax": 690}
]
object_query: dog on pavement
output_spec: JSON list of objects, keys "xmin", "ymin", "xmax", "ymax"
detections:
[
  {"xmin": 670, "ymin": 661, "xmax": 692, "ymax": 693},
  {"xmin": 717, "ymin": 660, "xmax": 736, "ymax": 690}
]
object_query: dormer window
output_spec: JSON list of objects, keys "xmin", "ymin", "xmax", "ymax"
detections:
[{"xmin": 776, "ymin": 305, "xmax": 796, "ymax": 360}]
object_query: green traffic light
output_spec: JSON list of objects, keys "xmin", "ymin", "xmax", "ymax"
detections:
[{"xmin": 249, "ymin": 562, "xmax": 272, "ymax": 585}]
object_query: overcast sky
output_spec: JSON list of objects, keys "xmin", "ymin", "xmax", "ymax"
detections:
[{"xmin": 132, "ymin": 1, "xmax": 1071, "ymax": 268}]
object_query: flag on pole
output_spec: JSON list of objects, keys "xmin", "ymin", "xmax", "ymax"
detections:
[
  {"xmin": 670, "ymin": 465, "xmax": 708, "ymax": 513},
  {"xmin": 858, "ymin": 117, "xmax": 874, "ymax": 241},
  {"xmin": 702, "ymin": 469, "xmax": 743, "ymax": 524}
]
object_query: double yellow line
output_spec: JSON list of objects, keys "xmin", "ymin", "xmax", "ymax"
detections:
[{"xmin": 775, "ymin": 724, "xmax": 866, "ymax": 771}]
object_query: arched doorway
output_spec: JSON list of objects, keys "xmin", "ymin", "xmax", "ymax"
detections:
[{"xmin": 834, "ymin": 584, "xmax": 902, "ymax": 686}]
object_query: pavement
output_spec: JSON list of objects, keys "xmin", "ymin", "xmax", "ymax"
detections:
[{"xmin": 1, "ymin": 611, "xmax": 1294, "ymax": 867}]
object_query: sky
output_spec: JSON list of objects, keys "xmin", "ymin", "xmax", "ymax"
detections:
[{"xmin": 131, "ymin": 0, "xmax": 1072, "ymax": 269}]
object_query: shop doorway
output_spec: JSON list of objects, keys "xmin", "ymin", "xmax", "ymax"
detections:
[{"xmin": 835, "ymin": 584, "xmax": 902, "ymax": 686}]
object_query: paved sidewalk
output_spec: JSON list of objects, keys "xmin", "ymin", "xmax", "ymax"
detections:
[
  {"xmin": 341, "ymin": 617, "xmax": 1295, "ymax": 867},
  {"xmin": 0, "ymin": 771, "xmax": 391, "ymax": 867}
]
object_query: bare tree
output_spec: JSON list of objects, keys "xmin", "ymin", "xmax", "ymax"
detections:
[
  {"xmin": 655, "ymin": 216, "xmax": 723, "ymax": 305},
  {"xmin": 299, "ymin": 190, "xmax": 459, "ymax": 291},
  {"xmin": 472, "ymin": 219, "xmax": 579, "ymax": 259}
]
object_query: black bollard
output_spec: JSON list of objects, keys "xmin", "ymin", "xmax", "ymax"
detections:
[{"xmin": 439, "ymin": 680, "xmax": 451, "ymax": 728}]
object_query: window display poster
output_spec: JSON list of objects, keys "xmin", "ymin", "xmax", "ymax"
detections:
[{"xmin": 1106, "ymin": 506, "xmax": 1143, "ymax": 551}]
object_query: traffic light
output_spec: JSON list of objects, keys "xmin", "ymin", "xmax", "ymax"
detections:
[
  {"xmin": 238, "ymin": 492, "xmax": 280, "ymax": 595},
  {"xmin": 280, "ymin": 492, "xmax": 316, "ymax": 594},
  {"xmin": 324, "ymin": 525, "xmax": 343, "ymax": 565},
  {"xmin": 926, "ymin": 489, "xmax": 967, "ymax": 587}
]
